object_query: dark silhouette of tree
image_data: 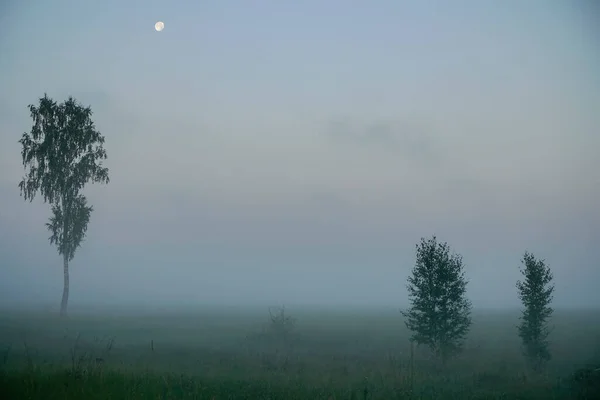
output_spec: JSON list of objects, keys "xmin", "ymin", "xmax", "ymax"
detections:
[
  {"xmin": 401, "ymin": 236, "xmax": 472, "ymax": 364},
  {"xmin": 516, "ymin": 252, "xmax": 554, "ymax": 372},
  {"xmin": 18, "ymin": 94, "xmax": 109, "ymax": 317}
]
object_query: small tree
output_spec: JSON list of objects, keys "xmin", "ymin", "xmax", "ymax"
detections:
[
  {"xmin": 18, "ymin": 94, "xmax": 109, "ymax": 317},
  {"xmin": 516, "ymin": 252, "xmax": 554, "ymax": 372},
  {"xmin": 401, "ymin": 236, "xmax": 472, "ymax": 364},
  {"xmin": 268, "ymin": 306, "xmax": 296, "ymax": 339}
]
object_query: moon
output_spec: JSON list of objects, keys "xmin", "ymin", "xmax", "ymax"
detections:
[{"xmin": 154, "ymin": 21, "xmax": 164, "ymax": 32}]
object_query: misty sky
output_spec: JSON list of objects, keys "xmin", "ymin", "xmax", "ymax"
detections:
[{"xmin": 0, "ymin": 0, "xmax": 598, "ymax": 310}]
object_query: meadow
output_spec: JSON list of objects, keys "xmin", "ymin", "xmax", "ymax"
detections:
[{"xmin": 0, "ymin": 306, "xmax": 599, "ymax": 399}]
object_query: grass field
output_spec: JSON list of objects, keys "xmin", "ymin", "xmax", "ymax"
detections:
[{"xmin": 1, "ymin": 306, "xmax": 599, "ymax": 399}]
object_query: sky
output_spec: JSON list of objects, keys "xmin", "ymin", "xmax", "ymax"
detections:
[{"xmin": 0, "ymin": 0, "xmax": 598, "ymax": 310}]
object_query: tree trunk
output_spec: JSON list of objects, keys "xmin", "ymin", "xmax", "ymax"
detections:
[{"xmin": 60, "ymin": 253, "xmax": 69, "ymax": 317}]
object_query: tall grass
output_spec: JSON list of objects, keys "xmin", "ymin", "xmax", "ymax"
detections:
[{"xmin": 0, "ymin": 308, "xmax": 598, "ymax": 399}]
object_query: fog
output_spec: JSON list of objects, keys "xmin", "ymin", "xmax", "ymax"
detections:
[{"xmin": 0, "ymin": 0, "xmax": 599, "ymax": 311}]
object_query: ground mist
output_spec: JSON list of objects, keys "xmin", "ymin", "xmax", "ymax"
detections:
[{"xmin": 1, "ymin": 307, "xmax": 599, "ymax": 399}]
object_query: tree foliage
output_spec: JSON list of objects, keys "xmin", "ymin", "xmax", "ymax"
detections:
[
  {"xmin": 18, "ymin": 94, "xmax": 109, "ymax": 314},
  {"xmin": 46, "ymin": 196, "xmax": 92, "ymax": 261},
  {"xmin": 516, "ymin": 252, "xmax": 554, "ymax": 372},
  {"xmin": 402, "ymin": 236, "xmax": 472, "ymax": 363}
]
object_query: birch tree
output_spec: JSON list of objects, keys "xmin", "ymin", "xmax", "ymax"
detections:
[{"xmin": 18, "ymin": 94, "xmax": 109, "ymax": 316}]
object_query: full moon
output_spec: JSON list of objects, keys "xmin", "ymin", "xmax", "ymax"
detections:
[{"xmin": 154, "ymin": 21, "xmax": 164, "ymax": 32}]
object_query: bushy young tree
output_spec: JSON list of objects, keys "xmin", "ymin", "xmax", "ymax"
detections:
[
  {"xmin": 18, "ymin": 94, "xmax": 109, "ymax": 317},
  {"xmin": 516, "ymin": 252, "xmax": 554, "ymax": 372},
  {"xmin": 401, "ymin": 236, "xmax": 472, "ymax": 363}
]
